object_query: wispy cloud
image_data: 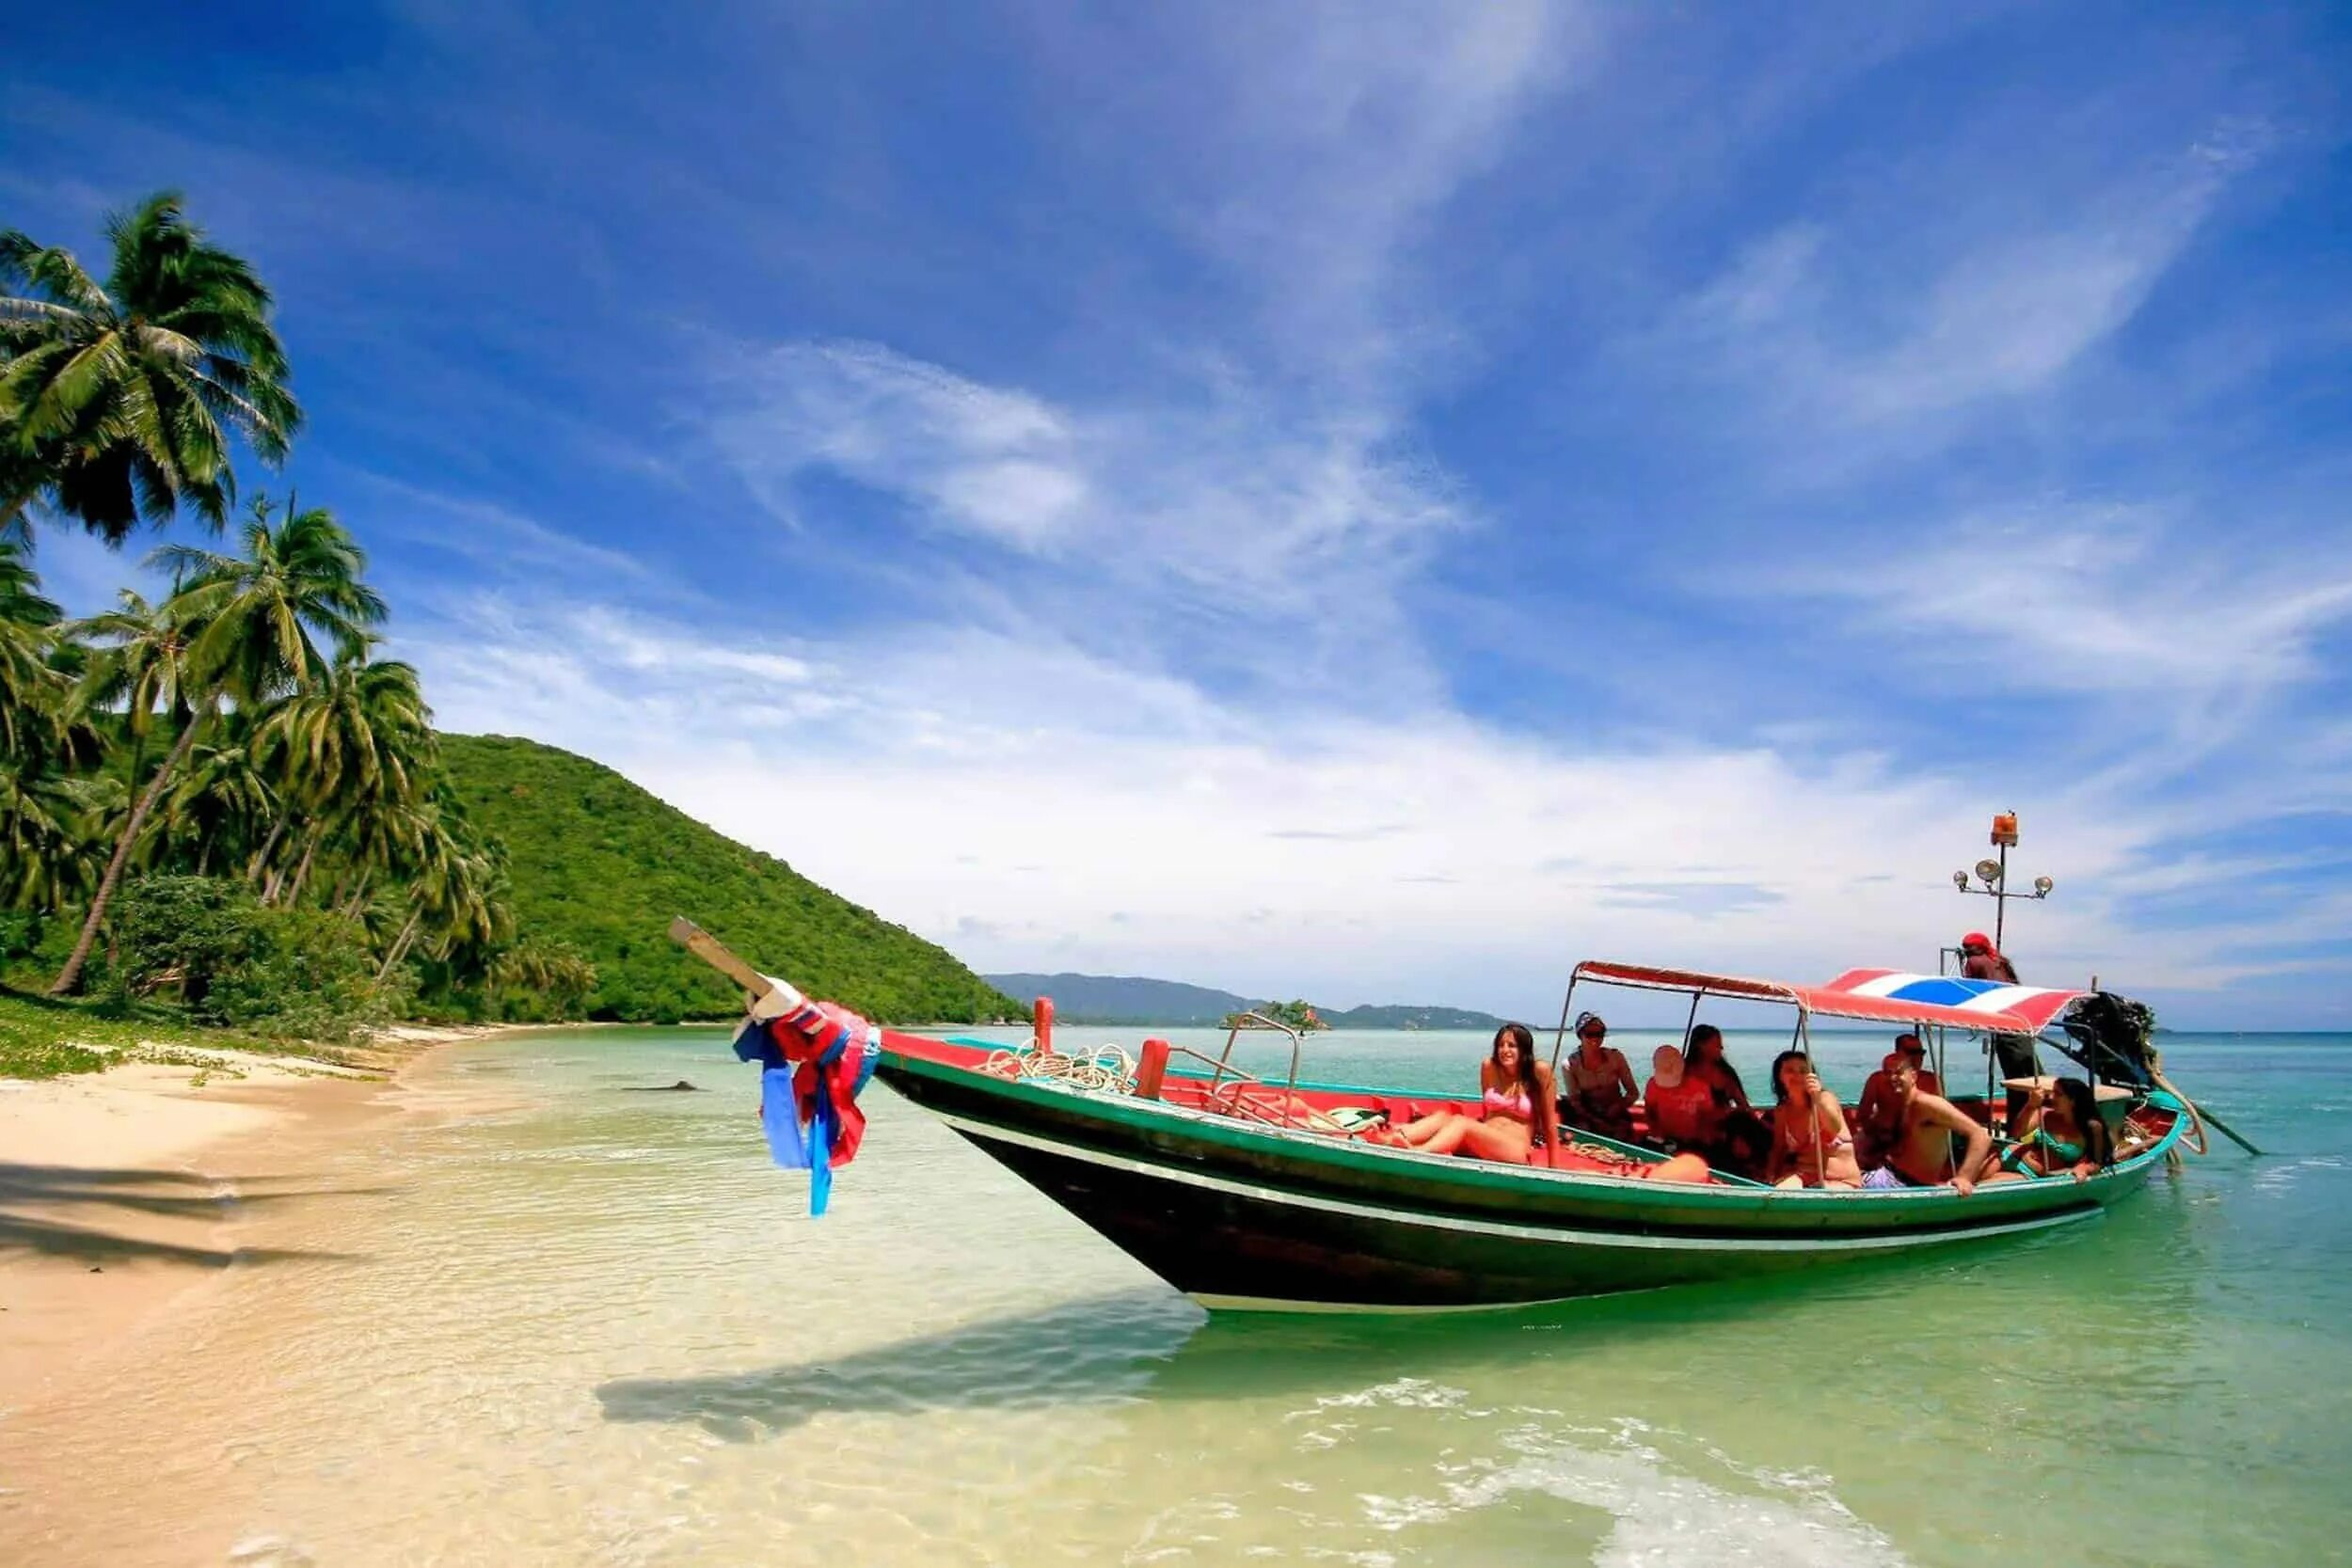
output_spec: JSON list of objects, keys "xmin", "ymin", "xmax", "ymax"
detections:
[
  {"xmin": 1769, "ymin": 503, "xmax": 2352, "ymax": 737},
  {"xmin": 1653, "ymin": 126, "xmax": 2265, "ymax": 468},
  {"xmin": 698, "ymin": 339, "xmax": 1469, "ymax": 709},
  {"xmin": 349, "ymin": 473, "xmax": 657, "ymax": 585}
]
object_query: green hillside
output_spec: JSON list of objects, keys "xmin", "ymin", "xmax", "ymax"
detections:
[{"xmin": 439, "ymin": 735, "xmax": 1021, "ymax": 1024}]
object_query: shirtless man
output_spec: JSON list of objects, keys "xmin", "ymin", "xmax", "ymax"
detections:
[
  {"xmin": 1857, "ymin": 1034, "xmax": 1942, "ymax": 1164},
  {"xmin": 1863, "ymin": 1056, "xmax": 1998, "ymax": 1195}
]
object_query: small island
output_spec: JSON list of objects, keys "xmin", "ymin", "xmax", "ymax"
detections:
[{"xmin": 1222, "ymin": 998, "xmax": 1329, "ymax": 1031}]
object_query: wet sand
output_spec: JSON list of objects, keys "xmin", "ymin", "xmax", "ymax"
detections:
[{"xmin": 0, "ymin": 1026, "xmax": 506, "ymax": 1432}]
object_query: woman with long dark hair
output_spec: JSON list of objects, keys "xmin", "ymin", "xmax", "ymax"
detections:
[
  {"xmin": 1999, "ymin": 1077, "xmax": 2115, "ymax": 1180},
  {"xmin": 1393, "ymin": 1022, "xmax": 1563, "ymax": 1165},
  {"xmin": 1765, "ymin": 1049, "xmax": 1862, "ymax": 1188},
  {"xmin": 1683, "ymin": 1024, "xmax": 1771, "ymax": 1176}
]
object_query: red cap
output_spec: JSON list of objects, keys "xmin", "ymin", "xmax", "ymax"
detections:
[{"xmin": 1961, "ymin": 931, "xmax": 1992, "ymax": 952}]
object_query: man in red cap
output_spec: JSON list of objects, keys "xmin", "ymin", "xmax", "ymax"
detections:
[{"xmin": 1959, "ymin": 932, "xmax": 2016, "ymax": 985}]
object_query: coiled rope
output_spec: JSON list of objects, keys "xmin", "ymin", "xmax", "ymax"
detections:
[{"xmin": 981, "ymin": 1039, "xmax": 1138, "ymax": 1094}]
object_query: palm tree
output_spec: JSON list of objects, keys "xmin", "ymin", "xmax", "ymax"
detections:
[
  {"xmin": 0, "ymin": 193, "xmax": 300, "ymax": 542},
  {"xmin": 70, "ymin": 588, "xmax": 192, "ymax": 786},
  {"xmin": 487, "ymin": 938, "xmax": 597, "ymax": 1018},
  {"xmin": 377, "ymin": 804, "xmax": 510, "ymax": 983},
  {"xmin": 155, "ymin": 494, "xmax": 384, "ymax": 701},
  {"xmin": 261, "ymin": 644, "xmax": 432, "ymax": 807},
  {"xmin": 158, "ymin": 731, "xmax": 279, "ymax": 878},
  {"xmin": 254, "ymin": 642, "xmax": 433, "ymax": 907},
  {"xmin": 47, "ymin": 494, "xmax": 381, "ymax": 995},
  {"xmin": 0, "ymin": 540, "xmax": 65, "ymax": 759},
  {"xmin": 0, "ymin": 759, "xmax": 111, "ymax": 912}
]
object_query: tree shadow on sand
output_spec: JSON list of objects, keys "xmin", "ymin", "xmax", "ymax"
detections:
[{"xmin": 0, "ymin": 1162, "xmax": 374, "ymax": 1268}]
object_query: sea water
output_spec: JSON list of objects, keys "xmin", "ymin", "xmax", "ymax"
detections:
[{"xmin": 5, "ymin": 1026, "xmax": 2347, "ymax": 1566}]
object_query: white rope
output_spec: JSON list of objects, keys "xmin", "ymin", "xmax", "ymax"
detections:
[{"xmin": 981, "ymin": 1040, "xmax": 1137, "ymax": 1094}]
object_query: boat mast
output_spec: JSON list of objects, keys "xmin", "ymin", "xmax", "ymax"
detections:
[{"xmin": 1949, "ymin": 810, "xmax": 2054, "ymax": 962}]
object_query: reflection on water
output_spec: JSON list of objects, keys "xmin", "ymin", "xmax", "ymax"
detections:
[{"xmin": 2, "ymin": 1027, "xmax": 2347, "ymax": 1566}]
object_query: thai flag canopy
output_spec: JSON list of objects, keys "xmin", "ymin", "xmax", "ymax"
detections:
[{"xmin": 1804, "ymin": 970, "xmax": 2084, "ymax": 1034}]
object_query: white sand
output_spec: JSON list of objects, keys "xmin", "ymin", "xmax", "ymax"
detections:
[{"xmin": 0, "ymin": 1042, "xmax": 445, "ymax": 1416}]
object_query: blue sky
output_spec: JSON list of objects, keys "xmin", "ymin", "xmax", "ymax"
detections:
[{"xmin": 7, "ymin": 2, "xmax": 2351, "ymax": 1025}]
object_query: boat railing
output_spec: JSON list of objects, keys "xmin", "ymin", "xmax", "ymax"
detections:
[{"xmin": 1194, "ymin": 1010, "xmax": 1310, "ymax": 1123}]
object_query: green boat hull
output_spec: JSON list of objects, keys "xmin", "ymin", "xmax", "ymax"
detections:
[{"xmin": 879, "ymin": 1048, "xmax": 2182, "ymax": 1312}]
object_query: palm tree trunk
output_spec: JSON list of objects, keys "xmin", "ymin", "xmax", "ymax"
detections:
[
  {"xmin": 262, "ymin": 817, "xmax": 306, "ymax": 904},
  {"xmin": 248, "ymin": 816, "xmax": 286, "ymax": 887},
  {"xmin": 341, "ymin": 873, "xmax": 371, "ymax": 921},
  {"xmin": 286, "ymin": 832, "xmax": 320, "ymax": 906},
  {"xmin": 376, "ymin": 907, "xmax": 422, "ymax": 984},
  {"xmin": 49, "ymin": 707, "xmax": 208, "ymax": 996}
]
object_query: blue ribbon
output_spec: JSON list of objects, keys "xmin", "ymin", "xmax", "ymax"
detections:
[{"xmin": 750, "ymin": 1022, "xmax": 879, "ymax": 1216}]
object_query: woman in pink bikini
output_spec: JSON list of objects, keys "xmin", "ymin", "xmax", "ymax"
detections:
[{"xmin": 1393, "ymin": 1022, "xmax": 1562, "ymax": 1165}]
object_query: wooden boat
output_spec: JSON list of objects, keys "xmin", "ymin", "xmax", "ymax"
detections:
[{"xmin": 676, "ymin": 924, "xmax": 2200, "ymax": 1313}]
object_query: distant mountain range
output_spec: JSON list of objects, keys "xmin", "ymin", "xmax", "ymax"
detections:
[{"xmin": 982, "ymin": 972, "xmax": 1504, "ymax": 1031}]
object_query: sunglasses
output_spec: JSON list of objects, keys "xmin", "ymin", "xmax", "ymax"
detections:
[{"xmin": 1579, "ymin": 1028, "xmax": 1606, "ymax": 1040}]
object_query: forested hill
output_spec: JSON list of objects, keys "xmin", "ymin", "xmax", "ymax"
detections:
[
  {"xmin": 986, "ymin": 973, "xmax": 1505, "ymax": 1031},
  {"xmin": 440, "ymin": 735, "xmax": 1020, "ymax": 1024}
]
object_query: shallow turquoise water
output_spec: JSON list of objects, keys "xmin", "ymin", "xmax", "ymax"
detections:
[{"xmin": 27, "ymin": 1025, "xmax": 2352, "ymax": 1565}]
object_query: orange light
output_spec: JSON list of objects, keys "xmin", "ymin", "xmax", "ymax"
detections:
[{"xmin": 1990, "ymin": 812, "xmax": 2019, "ymax": 847}]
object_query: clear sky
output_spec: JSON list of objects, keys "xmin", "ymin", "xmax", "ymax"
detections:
[{"xmin": 7, "ymin": 3, "xmax": 2350, "ymax": 1026}]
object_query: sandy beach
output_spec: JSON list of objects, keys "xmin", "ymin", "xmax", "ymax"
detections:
[{"xmin": 0, "ymin": 1024, "xmax": 517, "ymax": 1419}]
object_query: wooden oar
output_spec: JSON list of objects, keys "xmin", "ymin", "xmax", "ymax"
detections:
[{"xmin": 668, "ymin": 916, "xmax": 774, "ymax": 1004}]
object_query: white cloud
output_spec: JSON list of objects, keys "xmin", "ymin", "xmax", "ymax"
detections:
[
  {"xmin": 1769, "ymin": 503, "xmax": 2352, "ymax": 739},
  {"xmin": 398, "ymin": 578, "xmax": 2319, "ymax": 1022},
  {"xmin": 707, "ymin": 343, "xmax": 1087, "ymax": 552},
  {"xmin": 1154, "ymin": 1, "xmax": 1589, "ymax": 379},
  {"xmin": 1664, "ymin": 132, "xmax": 2261, "ymax": 449},
  {"xmin": 701, "ymin": 341, "xmax": 1469, "ymax": 712}
]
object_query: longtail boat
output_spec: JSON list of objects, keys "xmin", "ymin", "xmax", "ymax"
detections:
[{"xmin": 674, "ymin": 921, "xmax": 2207, "ymax": 1313}]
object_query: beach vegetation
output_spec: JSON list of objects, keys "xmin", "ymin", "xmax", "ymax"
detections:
[
  {"xmin": 0, "ymin": 190, "xmax": 1017, "ymax": 1069},
  {"xmin": 437, "ymin": 734, "xmax": 1022, "ymax": 1024},
  {"xmin": 0, "ymin": 193, "xmax": 299, "ymax": 541},
  {"xmin": 1223, "ymin": 998, "xmax": 1328, "ymax": 1031}
]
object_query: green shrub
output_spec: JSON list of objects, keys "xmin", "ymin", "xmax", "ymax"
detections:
[
  {"xmin": 109, "ymin": 877, "xmax": 271, "ymax": 1013},
  {"xmin": 109, "ymin": 877, "xmax": 397, "ymax": 1040}
]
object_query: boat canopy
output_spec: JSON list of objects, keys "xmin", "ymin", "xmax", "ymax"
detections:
[{"xmin": 1570, "ymin": 960, "xmax": 2086, "ymax": 1036}]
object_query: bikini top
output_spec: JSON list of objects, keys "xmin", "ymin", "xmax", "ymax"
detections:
[
  {"xmin": 2030, "ymin": 1126, "xmax": 2086, "ymax": 1163},
  {"xmin": 1782, "ymin": 1104, "xmax": 1853, "ymax": 1154},
  {"xmin": 1484, "ymin": 1086, "xmax": 1533, "ymax": 1118}
]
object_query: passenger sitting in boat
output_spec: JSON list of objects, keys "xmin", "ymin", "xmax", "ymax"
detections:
[
  {"xmin": 1998, "ymin": 1077, "xmax": 2114, "ymax": 1181},
  {"xmin": 1643, "ymin": 1046, "xmax": 1718, "ymax": 1151},
  {"xmin": 1558, "ymin": 1012, "xmax": 1638, "ymax": 1141},
  {"xmin": 1863, "ymin": 1054, "xmax": 1996, "ymax": 1194},
  {"xmin": 1392, "ymin": 1022, "xmax": 1563, "ymax": 1165},
  {"xmin": 1857, "ymin": 1035, "xmax": 1945, "ymax": 1167},
  {"xmin": 1766, "ymin": 1050, "xmax": 1862, "ymax": 1189},
  {"xmin": 1855, "ymin": 1052, "xmax": 1908, "ymax": 1169},
  {"xmin": 1685, "ymin": 1025, "xmax": 1771, "ymax": 1177}
]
